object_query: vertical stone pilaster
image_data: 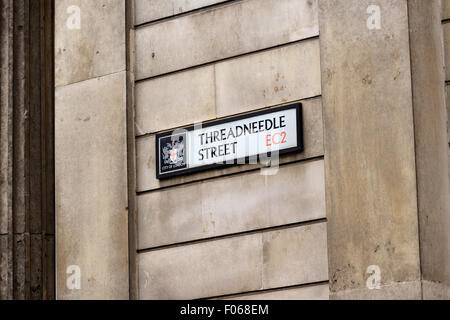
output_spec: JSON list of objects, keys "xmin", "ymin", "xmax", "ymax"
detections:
[
  {"xmin": 55, "ymin": 0, "xmax": 129, "ymax": 300},
  {"xmin": 408, "ymin": 0, "xmax": 450, "ymax": 299},
  {"xmin": 0, "ymin": 0, "xmax": 55, "ymax": 300},
  {"xmin": 0, "ymin": 0, "xmax": 14, "ymax": 300},
  {"xmin": 319, "ymin": 0, "xmax": 450, "ymax": 300},
  {"xmin": 319, "ymin": 0, "xmax": 422, "ymax": 299}
]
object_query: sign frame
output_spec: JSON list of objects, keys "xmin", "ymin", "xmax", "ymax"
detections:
[{"xmin": 155, "ymin": 103, "xmax": 303, "ymax": 179}]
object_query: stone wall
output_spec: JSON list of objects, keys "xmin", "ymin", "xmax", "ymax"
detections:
[
  {"xmin": 49, "ymin": 0, "xmax": 450, "ymax": 300},
  {"xmin": 134, "ymin": 0, "xmax": 329, "ymax": 300}
]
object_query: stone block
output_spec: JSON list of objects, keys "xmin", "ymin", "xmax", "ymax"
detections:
[
  {"xmin": 422, "ymin": 280, "xmax": 450, "ymax": 300},
  {"xmin": 138, "ymin": 223, "xmax": 327, "ymax": 299},
  {"xmin": 139, "ymin": 233, "xmax": 262, "ymax": 300},
  {"xmin": 262, "ymin": 223, "xmax": 328, "ymax": 289},
  {"xmin": 135, "ymin": 0, "xmax": 319, "ymax": 79},
  {"xmin": 216, "ymin": 40, "xmax": 321, "ymax": 118},
  {"xmin": 135, "ymin": 0, "xmax": 227, "ymax": 25},
  {"xmin": 330, "ymin": 281, "xmax": 422, "ymax": 300},
  {"xmin": 135, "ymin": 65, "xmax": 215, "ymax": 135},
  {"xmin": 135, "ymin": 40, "xmax": 320, "ymax": 135},
  {"xmin": 138, "ymin": 159, "xmax": 325, "ymax": 249},
  {"xmin": 55, "ymin": 0, "xmax": 126, "ymax": 86},
  {"xmin": 0, "ymin": 235, "xmax": 11, "ymax": 299},
  {"xmin": 443, "ymin": 0, "xmax": 450, "ymax": 20},
  {"xmin": 55, "ymin": 72, "xmax": 129, "ymax": 299}
]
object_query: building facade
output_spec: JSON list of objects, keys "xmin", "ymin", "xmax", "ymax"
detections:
[{"xmin": 1, "ymin": 0, "xmax": 450, "ymax": 300}]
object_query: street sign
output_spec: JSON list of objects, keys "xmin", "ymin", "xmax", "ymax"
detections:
[{"xmin": 156, "ymin": 103, "xmax": 303, "ymax": 179}]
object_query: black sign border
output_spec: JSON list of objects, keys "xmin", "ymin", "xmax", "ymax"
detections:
[{"xmin": 156, "ymin": 103, "xmax": 303, "ymax": 180}]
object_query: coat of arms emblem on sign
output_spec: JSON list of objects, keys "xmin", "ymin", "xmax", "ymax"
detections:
[{"xmin": 160, "ymin": 133, "xmax": 187, "ymax": 174}]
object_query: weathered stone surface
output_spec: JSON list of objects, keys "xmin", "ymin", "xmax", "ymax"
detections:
[
  {"xmin": 408, "ymin": 0, "xmax": 450, "ymax": 292},
  {"xmin": 0, "ymin": 235, "xmax": 11, "ymax": 299},
  {"xmin": 138, "ymin": 159, "xmax": 325, "ymax": 249},
  {"xmin": 13, "ymin": 233, "xmax": 28, "ymax": 299},
  {"xmin": 139, "ymin": 233, "xmax": 262, "ymax": 300},
  {"xmin": 422, "ymin": 280, "xmax": 450, "ymax": 300},
  {"xmin": 135, "ymin": 0, "xmax": 227, "ymax": 25},
  {"xmin": 223, "ymin": 284, "xmax": 329, "ymax": 300},
  {"xmin": 138, "ymin": 223, "xmax": 327, "ymax": 299},
  {"xmin": 443, "ymin": 0, "xmax": 450, "ymax": 20},
  {"xmin": 0, "ymin": 0, "xmax": 12, "ymax": 238},
  {"xmin": 135, "ymin": 40, "xmax": 321, "ymax": 135},
  {"xmin": 135, "ymin": 66, "xmax": 215, "ymax": 135},
  {"xmin": 1, "ymin": 0, "xmax": 55, "ymax": 299},
  {"xmin": 262, "ymin": 223, "xmax": 328, "ymax": 289},
  {"xmin": 331, "ymin": 281, "xmax": 422, "ymax": 300},
  {"xmin": 55, "ymin": 0, "xmax": 126, "ymax": 86},
  {"xmin": 55, "ymin": 72, "xmax": 129, "ymax": 299},
  {"xmin": 319, "ymin": 0, "xmax": 421, "ymax": 297},
  {"xmin": 215, "ymin": 39, "xmax": 321, "ymax": 118},
  {"xmin": 136, "ymin": 97, "xmax": 323, "ymax": 192},
  {"xmin": 0, "ymin": 1, "xmax": 14, "ymax": 238},
  {"xmin": 10, "ymin": 0, "xmax": 27, "ymax": 237},
  {"xmin": 135, "ymin": 0, "xmax": 319, "ymax": 79},
  {"xmin": 443, "ymin": 23, "xmax": 450, "ymax": 81}
]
